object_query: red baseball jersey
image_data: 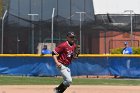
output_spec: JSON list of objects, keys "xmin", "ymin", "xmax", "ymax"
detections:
[{"xmin": 53, "ymin": 41, "xmax": 76, "ymax": 65}]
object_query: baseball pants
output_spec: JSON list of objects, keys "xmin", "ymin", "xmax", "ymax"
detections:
[{"xmin": 57, "ymin": 64, "xmax": 72, "ymax": 87}]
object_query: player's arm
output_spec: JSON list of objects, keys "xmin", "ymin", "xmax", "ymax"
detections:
[
  {"xmin": 130, "ymin": 47, "xmax": 133, "ymax": 54},
  {"xmin": 52, "ymin": 51, "xmax": 62, "ymax": 67},
  {"xmin": 41, "ymin": 49, "xmax": 45, "ymax": 55}
]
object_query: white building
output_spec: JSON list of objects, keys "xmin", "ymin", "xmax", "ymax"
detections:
[{"xmin": 93, "ymin": 0, "xmax": 140, "ymax": 14}]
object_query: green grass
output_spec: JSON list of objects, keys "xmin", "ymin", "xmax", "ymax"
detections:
[{"xmin": 0, "ymin": 76, "xmax": 140, "ymax": 85}]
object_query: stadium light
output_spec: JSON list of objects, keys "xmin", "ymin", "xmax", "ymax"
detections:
[
  {"xmin": 124, "ymin": 10, "xmax": 134, "ymax": 46},
  {"xmin": 28, "ymin": 13, "xmax": 39, "ymax": 54},
  {"xmin": 1, "ymin": 10, "xmax": 8, "ymax": 54},
  {"xmin": 75, "ymin": 12, "xmax": 86, "ymax": 53}
]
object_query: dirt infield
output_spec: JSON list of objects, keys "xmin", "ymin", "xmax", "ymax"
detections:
[{"xmin": 1, "ymin": 85, "xmax": 140, "ymax": 93}]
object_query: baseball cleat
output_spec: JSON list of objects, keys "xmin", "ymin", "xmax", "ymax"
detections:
[{"xmin": 54, "ymin": 87, "xmax": 59, "ymax": 93}]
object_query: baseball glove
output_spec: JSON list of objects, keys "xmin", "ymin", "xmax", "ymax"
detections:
[{"xmin": 73, "ymin": 45, "xmax": 80, "ymax": 59}]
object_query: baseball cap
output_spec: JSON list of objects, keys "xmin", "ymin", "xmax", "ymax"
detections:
[
  {"xmin": 124, "ymin": 41, "xmax": 128, "ymax": 45},
  {"xmin": 67, "ymin": 32, "xmax": 75, "ymax": 37}
]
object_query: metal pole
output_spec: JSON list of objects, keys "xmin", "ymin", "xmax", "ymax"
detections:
[
  {"xmin": 1, "ymin": 18, "xmax": 4, "ymax": 54},
  {"xmin": 17, "ymin": 35, "xmax": 20, "ymax": 53},
  {"xmin": 124, "ymin": 10, "xmax": 134, "ymax": 46},
  {"xmin": 28, "ymin": 14, "xmax": 38, "ymax": 54},
  {"xmin": 1, "ymin": 10, "xmax": 8, "ymax": 54},
  {"xmin": 130, "ymin": 11, "xmax": 133, "ymax": 46},
  {"xmin": 51, "ymin": 8, "xmax": 55, "ymax": 51},
  {"xmin": 75, "ymin": 12, "xmax": 85, "ymax": 53}
]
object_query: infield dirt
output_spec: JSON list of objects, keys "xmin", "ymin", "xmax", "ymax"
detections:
[{"xmin": 1, "ymin": 85, "xmax": 140, "ymax": 93}]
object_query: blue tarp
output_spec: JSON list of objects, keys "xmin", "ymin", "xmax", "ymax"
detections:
[
  {"xmin": 108, "ymin": 57, "xmax": 140, "ymax": 77},
  {"xmin": 0, "ymin": 56, "xmax": 140, "ymax": 77}
]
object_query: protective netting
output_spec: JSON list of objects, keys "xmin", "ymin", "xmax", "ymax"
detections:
[
  {"xmin": 0, "ymin": 0, "xmax": 140, "ymax": 54},
  {"xmin": 95, "ymin": 14, "xmax": 140, "ymax": 37}
]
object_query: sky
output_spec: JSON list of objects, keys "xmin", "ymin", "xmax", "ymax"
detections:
[{"xmin": 93, "ymin": 0, "xmax": 140, "ymax": 14}]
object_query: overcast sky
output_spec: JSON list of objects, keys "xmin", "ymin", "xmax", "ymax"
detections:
[{"xmin": 93, "ymin": 0, "xmax": 140, "ymax": 14}]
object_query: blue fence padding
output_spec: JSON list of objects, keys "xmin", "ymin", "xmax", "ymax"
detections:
[
  {"xmin": 0, "ymin": 57, "xmax": 59, "ymax": 76},
  {"xmin": 108, "ymin": 57, "xmax": 140, "ymax": 77},
  {"xmin": 70, "ymin": 57, "xmax": 109, "ymax": 76},
  {"xmin": 0, "ymin": 56, "xmax": 140, "ymax": 77}
]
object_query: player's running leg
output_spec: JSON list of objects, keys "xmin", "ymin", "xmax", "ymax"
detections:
[{"xmin": 55, "ymin": 64, "xmax": 72, "ymax": 93}]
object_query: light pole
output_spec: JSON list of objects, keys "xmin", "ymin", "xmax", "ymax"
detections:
[
  {"xmin": 1, "ymin": 10, "xmax": 8, "ymax": 54},
  {"xmin": 124, "ymin": 10, "xmax": 134, "ymax": 46},
  {"xmin": 51, "ymin": 8, "xmax": 55, "ymax": 51},
  {"xmin": 75, "ymin": 12, "xmax": 85, "ymax": 53},
  {"xmin": 28, "ymin": 13, "xmax": 39, "ymax": 54}
]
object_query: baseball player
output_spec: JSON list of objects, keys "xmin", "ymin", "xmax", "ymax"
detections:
[
  {"xmin": 52, "ymin": 32, "xmax": 80, "ymax": 93},
  {"xmin": 122, "ymin": 42, "xmax": 133, "ymax": 54},
  {"xmin": 41, "ymin": 45, "xmax": 51, "ymax": 55}
]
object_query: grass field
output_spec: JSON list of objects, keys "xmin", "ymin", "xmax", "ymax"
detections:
[{"xmin": 0, "ymin": 76, "xmax": 140, "ymax": 85}]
